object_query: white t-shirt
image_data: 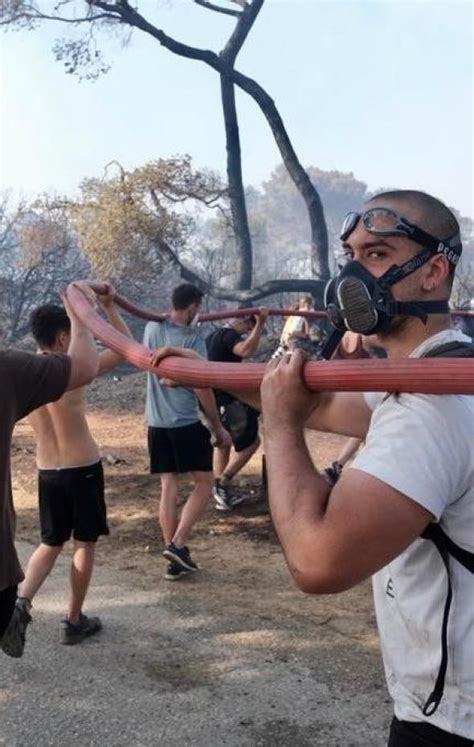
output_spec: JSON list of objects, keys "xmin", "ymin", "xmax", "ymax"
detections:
[
  {"xmin": 352, "ymin": 329, "xmax": 474, "ymax": 739},
  {"xmin": 280, "ymin": 315, "xmax": 306, "ymax": 345}
]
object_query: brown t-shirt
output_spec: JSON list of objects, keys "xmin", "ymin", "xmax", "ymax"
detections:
[{"xmin": 0, "ymin": 349, "xmax": 70, "ymax": 591}]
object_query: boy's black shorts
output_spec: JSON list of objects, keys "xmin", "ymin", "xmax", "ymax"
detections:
[
  {"xmin": 38, "ymin": 461, "xmax": 109, "ymax": 546},
  {"xmin": 220, "ymin": 399, "xmax": 259, "ymax": 452},
  {"xmin": 148, "ymin": 421, "xmax": 213, "ymax": 474}
]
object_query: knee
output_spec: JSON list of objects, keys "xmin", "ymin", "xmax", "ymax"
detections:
[
  {"xmin": 42, "ymin": 543, "xmax": 63, "ymax": 559},
  {"xmin": 73, "ymin": 541, "xmax": 96, "ymax": 554},
  {"xmin": 193, "ymin": 473, "xmax": 214, "ymax": 491}
]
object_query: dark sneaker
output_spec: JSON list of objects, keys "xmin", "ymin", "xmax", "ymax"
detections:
[
  {"xmin": 1, "ymin": 598, "xmax": 32, "ymax": 658},
  {"xmin": 61, "ymin": 613, "xmax": 102, "ymax": 646},
  {"xmin": 213, "ymin": 481, "xmax": 247, "ymax": 511},
  {"xmin": 163, "ymin": 543, "xmax": 198, "ymax": 572},
  {"xmin": 324, "ymin": 461, "xmax": 343, "ymax": 486},
  {"xmin": 164, "ymin": 562, "xmax": 190, "ymax": 581}
]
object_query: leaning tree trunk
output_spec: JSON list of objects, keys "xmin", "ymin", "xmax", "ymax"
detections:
[
  {"xmin": 227, "ymin": 68, "xmax": 330, "ymax": 286},
  {"xmin": 220, "ymin": 73, "xmax": 253, "ymax": 289},
  {"xmin": 28, "ymin": 1, "xmax": 331, "ymax": 298},
  {"xmin": 123, "ymin": 5, "xmax": 331, "ymax": 287}
]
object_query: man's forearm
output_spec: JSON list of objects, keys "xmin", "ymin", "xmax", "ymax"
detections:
[
  {"xmin": 67, "ymin": 325, "xmax": 99, "ymax": 389},
  {"xmin": 195, "ymin": 388, "xmax": 221, "ymax": 431},
  {"xmin": 238, "ymin": 322, "xmax": 264, "ymax": 358},
  {"xmin": 98, "ymin": 306, "xmax": 134, "ymax": 373},
  {"xmin": 105, "ymin": 306, "xmax": 133, "ymax": 338},
  {"xmin": 264, "ymin": 423, "xmax": 331, "ymax": 574}
]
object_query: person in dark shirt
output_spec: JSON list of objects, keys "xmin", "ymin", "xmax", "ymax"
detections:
[
  {"xmin": 1, "ymin": 283, "xmax": 99, "ymax": 657},
  {"xmin": 206, "ymin": 309, "xmax": 268, "ymax": 510}
]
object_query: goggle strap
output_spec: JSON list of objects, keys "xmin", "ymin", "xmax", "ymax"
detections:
[
  {"xmin": 388, "ymin": 300, "xmax": 450, "ymax": 322},
  {"xmin": 380, "ymin": 248, "xmax": 435, "ymax": 286}
]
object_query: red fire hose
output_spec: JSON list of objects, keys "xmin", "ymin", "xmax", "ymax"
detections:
[{"xmin": 65, "ymin": 281, "xmax": 474, "ymax": 395}]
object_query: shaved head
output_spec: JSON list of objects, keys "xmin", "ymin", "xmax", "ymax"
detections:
[
  {"xmin": 368, "ymin": 190, "xmax": 461, "ymax": 245},
  {"xmin": 367, "ymin": 190, "xmax": 461, "ymax": 285}
]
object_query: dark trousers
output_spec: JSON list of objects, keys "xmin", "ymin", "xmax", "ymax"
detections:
[
  {"xmin": 0, "ymin": 585, "xmax": 17, "ymax": 639},
  {"xmin": 389, "ymin": 717, "xmax": 473, "ymax": 747}
]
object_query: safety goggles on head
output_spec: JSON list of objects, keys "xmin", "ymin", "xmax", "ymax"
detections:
[{"xmin": 340, "ymin": 207, "xmax": 462, "ymax": 267}]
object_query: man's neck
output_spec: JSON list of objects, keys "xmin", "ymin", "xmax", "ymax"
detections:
[
  {"xmin": 169, "ymin": 310, "xmax": 189, "ymax": 327},
  {"xmin": 380, "ymin": 315, "xmax": 453, "ymax": 358}
]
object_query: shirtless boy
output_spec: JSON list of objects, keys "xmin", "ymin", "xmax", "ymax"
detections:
[{"xmin": 3, "ymin": 287, "xmax": 131, "ymax": 656}]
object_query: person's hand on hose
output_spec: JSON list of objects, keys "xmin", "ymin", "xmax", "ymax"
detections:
[
  {"xmin": 149, "ymin": 346, "xmax": 202, "ymax": 367},
  {"xmin": 68, "ymin": 280, "xmax": 99, "ymax": 308},
  {"xmin": 256, "ymin": 307, "xmax": 269, "ymax": 323},
  {"xmin": 211, "ymin": 424, "xmax": 232, "ymax": 449},
  {"xmin": 96, "ymin": 282, "xmax": 116, "ymax": 309},
  {"xmin": 149, "ymin": 346, "xmax": 203, "ymax": 387},
  {"xmin": 61, "ymin": 286, "xmax": 95, "ymax": 322},
  {"xmin": 261, "ymin": 348, "xmax": 317, "ymax": 429}
]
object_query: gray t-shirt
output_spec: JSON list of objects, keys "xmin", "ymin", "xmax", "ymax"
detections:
[{"xmin": 143, "ymin": 320, "xmax": 207, "ymax": 428}]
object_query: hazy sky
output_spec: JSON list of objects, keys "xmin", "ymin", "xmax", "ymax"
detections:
[{"xmin": 1, "ymin": 0, "xmax": 473, "ymax": 216}]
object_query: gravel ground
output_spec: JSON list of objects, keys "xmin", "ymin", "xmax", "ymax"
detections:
[{"xmin": 0, "ymin": 540, "xmax": 392, "ymax": 747}]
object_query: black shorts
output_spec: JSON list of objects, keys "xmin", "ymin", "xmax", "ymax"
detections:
[
  {"xmin": 38, "ymin": 462, "xmax": 109, "ymax": 546},
  {"xmin": 148, "ymin": 421, "xmax": 213, "ymax": 474},
  {"xmin": 388, "ymin": 717, "xmax": 473, "ymax": 746},
  {"xmin": 220, "ymin": 399, "xmax": 259, "ymax": 452}
]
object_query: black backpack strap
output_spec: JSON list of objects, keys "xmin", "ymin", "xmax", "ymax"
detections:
[
  {"xmin": 422, "ymin": 523, "xmax": 474, "ymax": 572},
  {"xmin": 420, "ymin": 525, "xmax": 453, "ymax": 716},
  {"xmin": 421, "ymin": 341, "xmax": 474, "ymax": 358},
  {"xmin": 420, "ymin": 524, "xmax": 474, "ymax": 716}
]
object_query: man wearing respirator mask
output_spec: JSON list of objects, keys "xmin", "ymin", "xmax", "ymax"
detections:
[{"xmin": 260, "ymin": 190, "xmax": 473, "ymax": 747}]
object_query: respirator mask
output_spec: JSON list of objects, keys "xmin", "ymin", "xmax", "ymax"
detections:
[{"xmin": 324, "ymin": 207, "xmax": 462, "ymax": 338}]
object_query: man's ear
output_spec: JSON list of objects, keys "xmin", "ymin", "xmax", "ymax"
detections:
[
  {"xmin": 57, "ymin": 330, "xmax": 70, "ymax": 351},
  {"xmin": 422, "ymin": 255, "xmax": 450, "ymax": 292}
]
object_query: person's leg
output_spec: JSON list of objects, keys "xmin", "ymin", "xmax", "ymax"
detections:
[
  {"xmin": 25, "ymin": 466, "xmax": 72, "ymax": 603},
  {"xmin": 214, "ymin": 444, "xmax": 231, "ymax": 479},
  {"xmin": 336, "ymin": 437, "xmax": 363, "ymax": 467},
  {"xmin": 159, "ymin": 472, "xmax": 180, "ymax": 545},
  {"xmin": 0, "ymin": 585, "xmax": 28, "ymax": 659},
  {"xmin": 325, "ymin": 437, "xmax": 364, "ymax": 486},
  {"xmin": 162, "ymin": 422, "xmax": 213, "ymax": 570},
  {"xmin": 19, "ymin": 543, "xmax": 64, "ymax": 604},
  {"xmin": 220, "ymin": 438, "xmax": 260, "ymax": 482},
  {"xmin": 59, "ymin": 463, "xmax": 107, "ymax": 643},
  {"xmin": 0, "ymin": 586, "xmax": 17, "ymax": 640},
  {"xmin": 67, "ymin": 541, "xmax": 96, "ymax": 624},
  {"xmin": 172, "ymin": 470, "xmax": 214, "ymax": 547},
  {"xmin": 214, "ymin": 403, "xmax": 260, "ymax": 509}
]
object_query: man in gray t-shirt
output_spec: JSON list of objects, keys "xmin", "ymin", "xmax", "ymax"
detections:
[{"xmin": 143, "ymin": 283, "xmax": 230, "ymax": 580}]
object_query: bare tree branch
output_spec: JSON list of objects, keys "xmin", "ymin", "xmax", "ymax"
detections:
[
  {"xmin": 0, "ymin": 0, "xmax": 329, "ymax": 280},
  {"xmin": 156, "ymin": 236, "xmax": 324, "ymax": 302},
  {"xmin": 87, "ymin": 0, "xmax": 121, "ymax": 14},
  {"xmin": 220, "ymin": 0, "xmax": 263, "ymax": 64},
  {"xmin": 110, "ymin": 3, "xmax": 328, "ymax": 278},
  {"xmin": 193, "ymin": 0, "xmax": 241, "ymax": 18}
]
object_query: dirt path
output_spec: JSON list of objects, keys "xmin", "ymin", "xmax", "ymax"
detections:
[
  {"xmin": 1, "ymin": 538, "xmax": 391, "ymax": 747},
  {"xmin": 2, "ymin": 375, "xmax": 393, "ymax": 745}
]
